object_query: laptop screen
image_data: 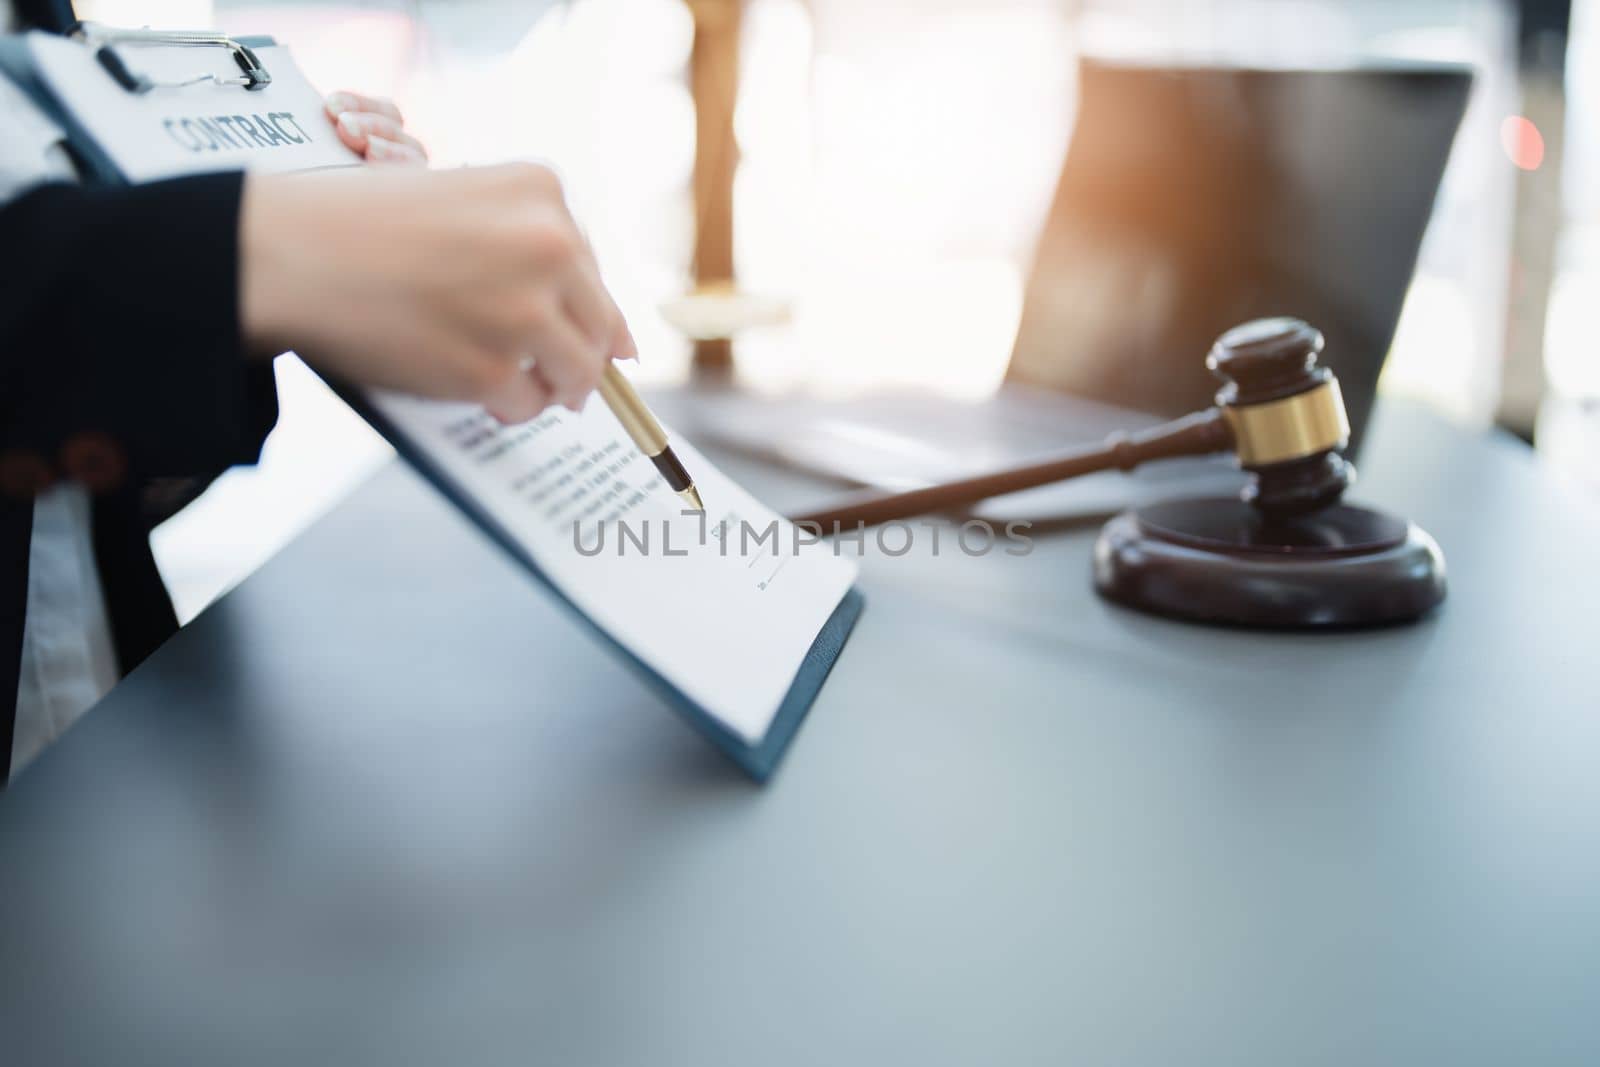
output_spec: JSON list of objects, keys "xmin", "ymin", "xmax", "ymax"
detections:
[{"xmin": 1008, "ymin": 61, "xmax": 1471, "ymax": 448}]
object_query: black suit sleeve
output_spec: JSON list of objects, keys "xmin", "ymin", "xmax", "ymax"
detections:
[{"xmin": 0, "ymin": 171, "xmax": 279, "ymax": 494}]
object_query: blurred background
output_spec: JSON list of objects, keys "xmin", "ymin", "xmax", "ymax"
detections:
[{"xmin": 69, "ymin": 0, "xmax": 1598, "ymax": 620}]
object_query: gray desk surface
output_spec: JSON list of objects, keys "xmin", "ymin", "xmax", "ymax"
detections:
[{"xmin": 3, "ymin": 396, "xmax": 1598, "ymax": 1066}]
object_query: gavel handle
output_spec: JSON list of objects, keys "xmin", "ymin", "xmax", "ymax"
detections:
[{"xmin": 789, "ymin": 407, "xmax": 1236, "ymax": 530}]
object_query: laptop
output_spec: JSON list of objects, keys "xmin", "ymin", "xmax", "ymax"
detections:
[{"xmin": 679, "ymin": 60, "xmax": 1472, "ymax": 521}]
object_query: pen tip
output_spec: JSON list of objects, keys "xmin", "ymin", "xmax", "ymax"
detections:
[{"xmin": 678, "ymin": 486, "xmax": 705, "ymax": 514}]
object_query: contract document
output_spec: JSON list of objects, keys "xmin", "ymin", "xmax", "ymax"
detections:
[{"xmin": 363, "ymin": 386, "xmax": 863, "ymax": 774}]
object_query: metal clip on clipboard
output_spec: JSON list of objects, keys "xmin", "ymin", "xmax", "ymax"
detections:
[{"xmin": 77, "ymin": 23, "xmax": 271, "ymax": 94}]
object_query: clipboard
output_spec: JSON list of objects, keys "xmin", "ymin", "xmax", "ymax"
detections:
[{"xmin": 0, "ymin": 25, "xmax": 864, "ymax": 782}]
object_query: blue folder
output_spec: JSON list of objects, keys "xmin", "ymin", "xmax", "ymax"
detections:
[{"xmin": 1, "ymin": 29, "xmax": 864, "ymax": 783}]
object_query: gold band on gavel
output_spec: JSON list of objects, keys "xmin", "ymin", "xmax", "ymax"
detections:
[{"xmin": 1221, "ymin": 378, "xmax": 1350, "ymax": 467}]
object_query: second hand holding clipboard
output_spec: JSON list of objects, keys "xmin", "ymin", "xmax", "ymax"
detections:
[{"xmin": 0, "ymin": 23, "xmax": 863, "ymax": 780}]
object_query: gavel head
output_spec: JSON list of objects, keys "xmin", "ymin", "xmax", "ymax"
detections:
[{"xmin": 1206, "ymin": 317, "xmax": 1353, "ymax": 517}]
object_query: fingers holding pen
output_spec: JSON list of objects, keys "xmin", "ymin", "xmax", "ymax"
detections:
[
  {"xmin": 505, "ymin": 190, "xmax": 627, "ymax": 411},
  {"xmin": 526, "ymin": 305, "xmax": 607, "ymax": 413},
  {"xmin": 561, "ymin": 257, "xmax": 638, "ymax": 376},
  {"xmin": 563, "ymin": 224, "xmax": 638, "ymax": 364},
  {"xmin": 482, "ymin": 362, "xmax": 557, "ymax": 425},
  {"xmin": 473, "ymin": 287, "xmax": 599, "ymax": 422},
  {"xmin": 490, "ymin": 296, "xmax": 630, "ymax": 423}
]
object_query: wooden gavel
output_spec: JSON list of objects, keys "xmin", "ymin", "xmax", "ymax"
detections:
[{"xmin": 792, "ymin": 317, "xmax": 1354, "ymax": 529}]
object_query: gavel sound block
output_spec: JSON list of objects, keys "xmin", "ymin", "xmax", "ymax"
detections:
[{"xmin": 792, "ymin": 317, "xmax": 1447, "ymax": 628}]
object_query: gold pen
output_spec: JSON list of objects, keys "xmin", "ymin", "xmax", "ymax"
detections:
[{"xmin": 597, "ymin": 363, "xmax": 705, "ymax": 513}]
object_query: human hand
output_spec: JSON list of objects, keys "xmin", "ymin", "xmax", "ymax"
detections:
[
  {"xmin": 240, "ymin": 163, "xmax": 637, "ymax": 423},
  {"xmin": 324, "ymin": 91, "xmax": 428, "ymax": 165}
]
